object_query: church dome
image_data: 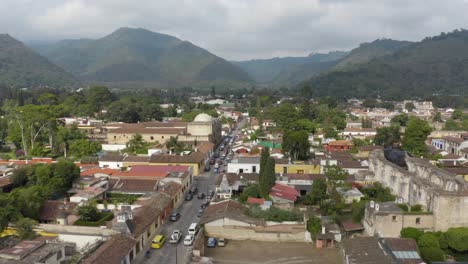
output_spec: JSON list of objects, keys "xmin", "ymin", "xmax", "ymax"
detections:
[{"xmin": 194, "ymin": 113, "xmax": 213, "ymax": 122}]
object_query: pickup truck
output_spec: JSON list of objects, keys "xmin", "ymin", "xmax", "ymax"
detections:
[{"xmin": 169, "ymin": 230, "xmax": 182, "ymax": 244}]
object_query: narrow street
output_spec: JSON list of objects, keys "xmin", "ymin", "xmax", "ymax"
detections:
[{"xmin": 142, "ymin": 118, "xmax": 244, "ymax": 264}]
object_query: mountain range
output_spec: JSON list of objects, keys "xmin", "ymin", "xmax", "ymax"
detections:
[
  {"xmin": 33, "ymin": 28, "xmax": 252, "ymax": 87},
  {"xmin": 0, "ymin": 34, "xmax": 78, "ymax": 88},
  {"xmin": 306, "ymin": 30, "xmax": 468, "ymax": 99},
  {"xmin": 0, "ymin": 27, "xmax": 468, "ymax": 99}
]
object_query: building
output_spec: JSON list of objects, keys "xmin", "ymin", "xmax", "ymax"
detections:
[
  {"xmin": 106, "ymin": 114, "xmax": 221, "ymax": 146},
  {"xmin": 269, "ymin": 183, "xmax": 300, "ymax": 210},
  {"xmin": 277, "ymin": 173, "xmax": 325, "ymax": 196},
  {"xmin": 0, "ymin": 237, "xmax": 69, "ymax": 264},
  {"xmin": 363, "ymin": 201, "xmax": 434, "ymax": 237},
  {"xmin": 442, "ymin": 136, "xmax": 468, "ymax": 156},
  {"xmin": 337, "ymin": 187, "xmax": 364, "ymax": 204},
  {"xmin": 275, "ymin": 159, "xmax": 320, "ymax": 175},
  {"xmin": 343, "ymin": 237, "xmax": 423, "ymax": 264},
  {"xmin": 368, "ymin": 149, "xmax": 468, "ymax": 231},
  {"xmin": 339, "ymin": 128, "xmax": 377, "ymax": 140},
  {"xmin": 323, "ymin": 140, "xmax": 353, "ymax": 152},
  {"xmin": 82, "ymin": 234, "xmax": 137, "ymax": 264},
  {"xmin": 199, "ymin": 200, "xmax": 307, "ymax": 242},
  {"xmin": 214, "ymin": 173, "xmax": 259, "ymax": 199},
  {"xmin": 227, "ymin": 157, "xmax": 260, "ymax": 174}
]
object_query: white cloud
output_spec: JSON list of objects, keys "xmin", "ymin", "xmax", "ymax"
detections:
[{"xmin": 0, "ymin": 0, "xmax": 467, "ymax": 60}]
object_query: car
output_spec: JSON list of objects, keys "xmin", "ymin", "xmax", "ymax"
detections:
[
  {"xmin": 184, "ymin": 235, "xmax": 195, "ymax": 246},
  {"xmin": 207, "ymin": 237, "xmax": 217, "ymax": 248},
  {"xmin": 208, "ymin": 190, "xmax": 215, "ymax": 198},
  {"xmin": 190, "ymin": 187, "xmax": 198, "ymax": 194},
  {"xmin": 196, "ymin": 209, "xmax": 204, "ymax": 217},
  {"xmin": 185, "ymin": 193, "xmax": 193, "ymax": 201},
  {"xmin": 204, "ymin": 166, "xmax": 211, "ymax": 172},
  {"xmin": 218, "ymin": 238, "xmax": 226, "ymax": 247},
  {"xmin": 201, "ymin": 201, "xmax": 209, "ymax": 209},
  {"xmin": 151, "ymin": 235, "xmax": 166, "ymax": 249},
  {"xmin": 210, "ymin": 159, "xmax": 215, "ymax": 165},
  {"xmin": 169, "ymin": 212, "xmax": 180, "ymax": 222},
  {"xmin": 169, "ymin": 230, "xmax": 182, "ymax": 244},
  {"xmin": 197, "ymin": 192, "xmax": 206, "ymax": 199}
]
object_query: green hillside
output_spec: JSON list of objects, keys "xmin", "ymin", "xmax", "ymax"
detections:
[
  {"xmin": 232, "ymin": 51, "xmax": 347, "ymax": 83},
  {"xmin": 36, "ymin": 28, "xmax": 252, "ymax": 86},
  {"xmin": 0, "ymin": 34, "xmax": 79, "ymax": 88},
  {"xmin": 305, "ymin": 30, "xmax": 468, "ymax": 99},
  {"xmin": 333, "ymin": 39, "xmax": 412, "ymax": 70}
]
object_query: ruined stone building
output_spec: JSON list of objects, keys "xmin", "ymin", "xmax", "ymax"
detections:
[{"xmin": 368, "ymin": 149, "xmax": 468, "ymax": 231}]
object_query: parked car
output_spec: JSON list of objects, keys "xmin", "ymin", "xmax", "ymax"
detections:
[
  {"xmin": 218, "ymin": 238, "xmax": 226, "ymax": 247},
  {"xmin": 169, "ymin": 230, "xmax": 182, "ymax": 244},
  {"xmin": 208, "ymin": 190, "xmax": 215, "ymax": 198},
  {"xmin": 201, "ymin": 201, "xmax": 210, "ymax": 209},
  {"xmin": 190, "ymin": 187, "xmax": 198, "ymax": 194},
  {"xmin": 169, "ymin": 212, "xmax": 180, "ymax": 222},
  {"xmin": 184, "ymin": 235, "xmax": 195, "ymax": 246},
  {"xmin": 197, "ymin": 192, "xmax": 206, "ymax": 199},
  {"xmin": 207, "ymin": 237, "xmax": 217, "ymax": 248},
  {"xmin": 151, "ymin": 235, "xmax": 166, "ymax": 249},
  {"xmin": 185, "ymin": 193, "xmax": 193, "ymax": 201},
  {"xmin": 204, "ymin": 166, "xmax": 211, "ymax": 172},
  {"xmin": 196, "ymin": 209, "xmax": 204, "ymax": 217}
]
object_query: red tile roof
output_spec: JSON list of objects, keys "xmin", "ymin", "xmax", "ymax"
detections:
[
  {"xmin": 82, "ymin": 234, "xmax": 136, "ymax": 264},
  {"xmin": 38, "ymin": 200, "xmax": 78, "ymax": 221},
  {"xmin": 269, "ymin": 183, "xmax": 300, "ymax": 202},
  {"xmin": 442, "ymin": 136, "xmax": 465, "ymax": 144},
  {"xmin": 247, "ymin": 197, "xmax": 265, "ymax": 205},
  {"xmin": 109, "ymin": 178, "xmax": 159, "ymax": 192},
  {"xmin": 112, "ymin": 165, "xmax": 189, "ymax": 178},
  {"xmin": 327, "ymin": 140, "xmax": 353, "ymax": 146}
]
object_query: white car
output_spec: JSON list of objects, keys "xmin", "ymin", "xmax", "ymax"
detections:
[
  {"xmin": 184, "ymin": 235, "xmax": 195, "ymax": 246},
  {"xmin": 169, "ymin": 230, "xmax": 182, "ymax": 244}
]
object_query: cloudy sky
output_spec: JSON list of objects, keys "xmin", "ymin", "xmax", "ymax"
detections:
[{"xmin": 1, "ymin": 0, "xmax": 468, "ymax": 60}]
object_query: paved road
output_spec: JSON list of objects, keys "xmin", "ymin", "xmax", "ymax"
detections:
[{"xmin": 143, "ymin": 118, "xmax": 244, "ymax": 264}]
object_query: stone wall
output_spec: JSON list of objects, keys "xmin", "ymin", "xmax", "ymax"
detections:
[{"xmin": 368, "ymin": 150, "xmax": 468, "ymax": 231}]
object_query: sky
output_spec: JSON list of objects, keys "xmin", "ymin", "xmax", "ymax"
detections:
[{"xmin": 1, "ymin": 0, "xmax": 468, "ymax": 60}]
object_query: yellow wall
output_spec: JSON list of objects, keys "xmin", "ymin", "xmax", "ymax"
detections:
[{"xmin": 275, "ymin": 164, "xmax": 320, "ymax": 174}]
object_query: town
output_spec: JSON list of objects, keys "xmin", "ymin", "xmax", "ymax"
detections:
[{"xmin": 0, "ymin": 86, "xmax": 466, "ymax": 264}]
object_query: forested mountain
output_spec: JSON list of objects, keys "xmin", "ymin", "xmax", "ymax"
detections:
[
  {"xmin": 232, "ymin": 51, "xmax": 348, "ymax": 83},
  {"xmin": 35, "ymin": 27, "xmax": 252, "ymax": 86},
  {"xmin": 332, "ymin": 39, "xmax": 413, "ymax": 70},
  {"xmin": 305, "ymin": 30, "xmax": 468, "ymax": 99},
  {"xmin": 0, "ymin": 34, "xmax": 79, "ymax": 88}
]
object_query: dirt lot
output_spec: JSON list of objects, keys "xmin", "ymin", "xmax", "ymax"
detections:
[{"xmin": 204, "ymin": 240, "xmax": 342, "ymax": 264}]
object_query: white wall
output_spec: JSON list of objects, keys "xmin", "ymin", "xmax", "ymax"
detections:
[
  {"xmin": 99, "ymin": 161, "xmax": 123, "ymax": 169},
  {"xmin": 58, "ymin": 234, "xmax": 104, "ymax": 250},
  {"xmin": 227, "ymin": 163, "xmax": 259, "ymax": 174},
  {"xmin": 101, "ymin": 144, "xmax": 127, "ymax": 151}
]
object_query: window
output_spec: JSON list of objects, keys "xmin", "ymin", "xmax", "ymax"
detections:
[
  {"xmin": 162, "ymin": 136, "xmax": 165, "ymax": 139},
  {"xmin": 252, "ymin": 166, "xmax": 257, "ymax": 173},
  {"xmin": 150, "ymin": 136, "xmax": 154, "ymax": 140},
  {"xmin": 392, "ymin": 215, "xmax": 397, "ymax": 221},
  {"xmin": 114, "ymin": 136, "xmax": 116, "ymax": 139},
  {"xmin": 416, "ymin": 217, "xmax": 421, "ymax": 225},
  {"xmin": 283, "ymin": 167, "xmax": 287, "ymax": 174},
  {"xmin": 297, "ymin": 170, "xmax": 304, "ymax": 174}
]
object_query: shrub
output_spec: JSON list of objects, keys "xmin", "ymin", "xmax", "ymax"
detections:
[
  {"xmin": 411, "ymin": 204, "xmax": 423, "ymax": 212},
  {"xmin": 247, "ymin": 206, "xmax": 302, "ymax": 222},
  {"xmin": 419, "ymin": 247, "xmax": 445, "ymax": 263},
  {"xmin": 418, "ymin": 233, "xmax": 440, "ymax": 248},
  {"xmin": 74, "ymin": 212, "xmax": 114, "ymax": 227},
  {"xmin": 400, "ymin": 227, "xmax": 424, "ymax": 241},
  {"xmin": 307, "ymin": 216, "xmax": 321, "ymax": 239}
]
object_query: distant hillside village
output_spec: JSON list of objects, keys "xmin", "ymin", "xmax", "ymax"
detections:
[{"xmin": 0, "ymin": 88, "xmax": 467, "ymax": 264}]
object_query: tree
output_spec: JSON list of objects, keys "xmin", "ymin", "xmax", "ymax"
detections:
[
  {"xmin": 290, "ymin": 119, "xmax": 317, "ymax": 133},
  {"xmin": 9, "ymin": 186, "xmax": 50, "ymax": 219},
  {"xmin": 0, "ymin": 196, "xmax": 18, "ymax": 233},
  {"xmin": 259, "ymin": 148, "xmax": 274, "ymax": 197},
  {"xmin": 86, "ymin": 86, "xmax": 114, "ymax": 118},
  {"xmin": 374, "ymin": 125, "xmax": 401, "ymax": 148},
  {"xmin": 362, "ymin": 98, "xmax": 377, "ymax": 108},
  {"xmin": 360, "ymin": 183, "xmax": 395, "ymax": 202},
  {"xmin": 283, "ymin": 130, "xmax": 310, "ymax": 161},
  {"xmin": 78, "ymin": 201, "xmax": 99, "ymax": 222},
  {"xmin": 452, "ymin": 109, "xmax": 463, "ymax": 120},
  {"xmin": 239, "ymin": 184, "xmax": 261, "ymax": 203},
  {"xmin": 56, "ymin": 125, "xmax": 86, "ymax": 157},
  {"xmin": 419, "ymin": 247, "xmax": 445, "ymax": 263},
  {"xmin": 391, "ymin": 113, "xmax": 409, "ymax": 126},
  {"xmin": 444, "ymin": 227, "xmax": 468, "ymax": 252},
  {"xmin": 418, "ymin": 233, "xmax": 440, "ymax": 248},
  {"xmin": 272, "ymin": 103, "xmax": 301, "ymax": 129},
  {"xmin": 361, "ymin": 117, "xmax": 373, "ymax": 128},
  {"xmin": 125, "ymin": 134, "xmax": 147, "ymax": 154},
  {"xmin": 303, "ymin": 178, "xmax": 328, "ymax": 205},
  {"xmin": 444, "ymin": 119, "xmax": 460, "ymax": 130},
  {"xmin": 400, "ymin": 227, "xmax": 424, "ymax": 241},
  {"xmin": 405, "ymin": 102, "xmax": 416, "ymax": 112},
  {"xmin": 166, "ymin": 136, "xmax": 183, "ymax": 154},
  {"xmin": 69, "ymin": 139, "xmax": 102, "ymax": 158},
  {"xmin": 402, "ymin": 117, "xmax": 432, "ymax": 156},
  {"xmin": 432, "ymin": 112, "xmax": 443, "ymax": 122},
  {"xmin": 324, "ymin": 165, "xmax": 349, "ymax": 181},
  {"xmin": 15, "ymin": 217, "xmax": 37, "ymax": 240},
  {"xmin": 307, "ymin": 215, "xmax": 321, "ymax": 239}
]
